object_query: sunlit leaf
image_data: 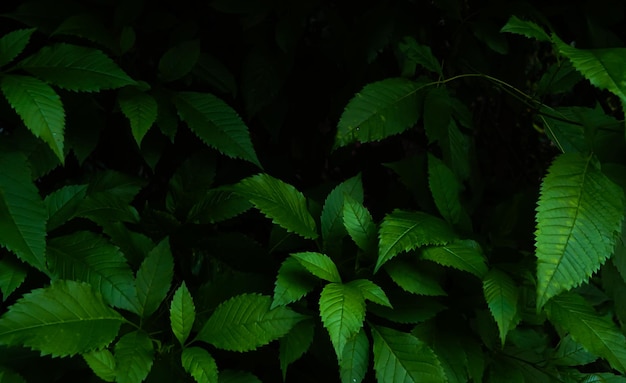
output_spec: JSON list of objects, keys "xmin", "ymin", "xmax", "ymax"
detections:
[{"xmin": 342, "ymin": 195, "xmax": 377, "ymax": 253}]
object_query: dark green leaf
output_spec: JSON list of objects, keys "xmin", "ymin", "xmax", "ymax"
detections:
[
  {"xmin": 170, "ymin": 282, "xmax": 196, "ymax": 345},
  {"xmin": 181, "ymin": 347, "xmax": 218, "ymax": 383},
  {"xmin": 321, "ymin": 174, "xmax": 364, "ymax": 247},
  {"xmin": 384, "ymin": 259, "xmax": 447, "ymax": 296},
  {"xmin": 342, "ymin": 195, "xmax": 377, "ymax": 253},
  {"xmin": 551, "ymin": 334, "xmax": 598, "ymax": 366},
  {"xmin": 340, "ymin": 327, "xmax": 369, "ymax": 383},
  {"xmin": 483, "ymin": 269, "xmax": 518, "ymax": 346},
  {"xmin": 0, "ymin": 28, "xmax": 36, "ymax": 67},
  {"xmin": 279, "ymin": 319, "xmax": 314, "ymax": 381},
  {"xmin": 114, "ymin": 330, "xmax": 154, "ymax": 383},
  {"xmin": 348, "ymin": 279, "xmax": 392, "ymax": 308},
  {"xmin": 83, "ymin": 349, "xmax": 116, "ymax": 382},
  {"xmin": 135, "ymin": 238, "xmax": 174, "ymax": 317},
  {"xmin": 44, "ymin": 184, "xmax": 87, "ymax": 230},
  {"xmin": 187, "ymin": 189, "xmax": 252, "ymax": 224},
  {"xmin": 159, "ymin": 40, "xmax": 201, "ymax": 82},
  {"xmin": 271, "ymin": 257, "xmax": 317, "ymax": 309},
  {"xmin": 118, "ymin": 88, "xmax": 158, "ymax": 146},
  {"xmin": 0, "ymin": 257, "xmax": 28, "ymax": 301},
  {"xmin": 500, "ymin": 15, "xmax": 551, "ymax": 42},
  {"xmin": 421, "ymin": 240, "xmax": 488, "ymax": 278},
  {"xmin": 398, "ymin": 37, "xmax": 442, "ymax": 75},
  {"xmin": 428, "ymin": 153, "xmax": 463, "ymax": 225}
]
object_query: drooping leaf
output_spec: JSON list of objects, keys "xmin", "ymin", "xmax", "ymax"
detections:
[
  {"xmin": 44, "ymin": 184, "xmax": 88, "ymax": 230},
  {"xmin": 371, "ymin": 325, "xmax": 447, "ymax": 383},
  {"xmin": 271, "ymin": 257, "xmax": 317, "ymax": 309},
  {"xmin": 118, "ymin": 88, "xmax": 158, "ymax": 146},
  {"xmin": 535, "ymin": 153, "xmax": 624, "ymax": 308},
  {"xmin": 197, "ymin": 293, "xmax": 306, "ymax": 352},
  {"xmin": 334, "ymin": 78, "xmax": 426, "ymax": 149},
  {"xmin": 291, "ymin": 252, "xmax": 341, "ymax": 283},
  {"xmin": 279, "ymin": 319, "xmax": 314, "ymax": 381},
  {"xmin": 47, "ymin": 231, "xmax": 138, "ymax": 312},
  {"xmin": 170, "ymin": 282, "xmax": 196, "ymax": 345},
  {"xmin": 174, "ymin": 91, "xmax": 261, "ymax": 167},
  {"xmin": 0, "ymin": 28, "xmax": 36, "ymax": 67},
  {"xmin": 482, "ymin": 269, "xmax": 519, "ymax": 346},
  {"xmin": 187, "ymin": 189, "xmax": 252, "ymax": 224},
  {"xmin": 114, "ymin": 330, "xmax": 154, "ymax": 383},
  {"xmin": 319, "ymin": 282, "xmax": 366, "ymax": 360},
  {"xmin": 428, "ymin": 153, "xmax": 463, "ymax": 225},
  {"xmin": 135, "ymin": 238, "xmax": 174, "ymax": 318},
  {"xmin": 551, "ymin": 334, "xmax": 599, "ymax": 366},
  {"xmin": 546, "ymin": 292, "xmax": 626, "ymax": 373},
  {"xmin": 181, "ymin": 347, "xmax": 218, "ymax": 383},
  {"xmin": 232, "ymin": 173, "xmax": 318, "ymax": 239},
  {"xmin": 420, "ymin": 240, "xmax": 488, "ymax": 278},
  {"xmin": 376, "ymin": 209, "xmax": 456, "ymax": 272},
  {"xmin": 340, "ymin": 327, "xmax": 369, "ymax": 383},
  {"xmin": 384, "ymin": 259, "xmax": 447, "ymax": 296},
  {"xmin": 320, "ymin": 174, "xmax": 364, "ymax": 247},
  {"xmin": 159, "ymin": 40, "xmax": 201, "ymax": 82},
  {"xmin": 18, "ymin": 43, "xmax": 136, "ymax": 91},
  {"xmin": 397, "ymin": 36, "xmax": 442, "ymax": 75},
  {"xmin": 0, "ymin": 257, "xmax": 28, "ymax": 301},
  {"xmin": 1, "ymin": 74, "xmax": 65, "ymax": 162},
  {"xmin": 500, "ymin": 15, "xmax": 551, "ymax": 42},
  {"xmin": 348, "ymin": 279, "xmax": 392, "ymax": 308},
  {"xmin": 342, "ymin": 195, "xmax": 377, "ymax": 253},
  {"xmin": 0, "ymin": 151, "xmax": 47, "ymax": 272},
  {"xmin": 83, "ymin": 349, "xmax": 116, "ymax": 382},
  {"xmin": 0, "ymin": 280, "xmax": 123, "ymax": 357}
]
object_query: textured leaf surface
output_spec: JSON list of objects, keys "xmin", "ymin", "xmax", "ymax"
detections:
[
  {"xmin": 552, "ymin": 334, "xmax": 598, "ymax": 366},
  {"xmin": 348, "ymin": 279, "xmax": 392, "ymax": 308},
  {"xmin": 83, "ymin": 349, "xmax": 116, "ymax": 382},
  {"xmin": 535, "ymin": 153, "xmax": 624, "ymax": 308},
  {"xmin": 376, "ymin": 209, "xmax": 456, "ymax": 272},
  {"xmin": 384, "ymin": 260, "xmax": 447, "ymax": 296},
  {"xmin": 18, "ymin": 43, "xmax": 135, "ymax": 91},
  {"xmin": 428, "ymin": 154, "xmax": 463, "ymax": 225},
  {"xmin": 44, "ymin": 184, "xmax": 88, "ymax": 230},
  {"xmin": 398, "ymin": 37, "xmax": 442, "ymax": 75},
  {"xmin": 47, "ymin": 231, "xmax": 137, "ymax": 312},
  {"xmin": 546, "ymin": 292, "xmax": 626, "ymax": 373},
  {"xmin": 340, "ymin": 327, "xmax": 369, "ymax": 383},
  {"xmin": 232, "ymin": 173, "xmax": 318, "ymax": 239},
  {"xmin": 0, "ymin": 28, "xmax": 36, "ymax": 67},
  {"xmin": 291, "ymin": 252, "xmax": 341, "ymax": 283},
  {"xmin": 272, "ymin": 257, "xmax": 317, "ymax": 309},
  {"xmin": 174, "ymin": 91, "xmax": 261, "ymax": 167},
  {"xmin": 319, "ymin": 282, "xmax": 366, "ymax": 360},
  {"xmin": 170, "ymin": 282, "xmax": 196, "ymax": 345},
  {"xmin": 187, "ymin": 190, "xmax": 252, "ymax": 224},
  {"xmin": 118, "ymin": 88, "xmax": 157, "ymax": 146},
  {"xmin": 500, "ymin": 15, "xmax": 551, "ymax": 41},
  {"xmin": 0, "ymin": 280, "xmax": 123, "ymax": 357},
  {"xmin": 483, "ymin": 269, "xmax": 518, "ymax": 346},
  {"xmin": 0, "ymin": 257, "xmax": 27, "ymax": 303},
  {"xmin": 279, "ymin": 319, "xmax": 314, "ymax": 381},
  {"xmin": 321, "ymin": 174, "xmax": 364, "ymax": 246},
  {"xmin": 1, "ymin": 74, "xmax": 65, "ymax": 161},
  {"xmin": 371, "ymin": 325, "xmax": 446, "ymax": 383},
  {"xmin": 197, "ymin": 294, "xmax": 306, "ymax": 352},
  {"xmin": 342, "ymin": 195, "xmax": 377, "ymax": 252},
  {"xmin": 334, "ymin": 78, "xmax": 424, "ymax": 148},
  {"xmin": 421, "ymin": 240, "xmax": 488, "ymax": 278},
  {"xmin": 115, "ymin": 330, "xmax": 154, "ymax": 383},
  {"xmin": 135, "ymin": 238, "xmax": 174, "ymax": 318},
  {"xmin": 0, "ymin": 151, "xmax": 47, "ymax": 272},
  {"xmin": 182, "ymin": 347, "xmax": 218, "ymax": 383}
]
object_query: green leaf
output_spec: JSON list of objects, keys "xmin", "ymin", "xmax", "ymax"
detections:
[
  {"xmin": 181, "ymin": 347, "xmax": 218, "ymax": 383},
  {"xmin": 483, "ymin": 269, "xmax": 518, "ymax": 346},
  {"xmin": 135, "ymin": 238, "xmax": 174, "ymax": 318},
  {"xmin": 0, "ymin": 280, "xmax": 123, "ymax": 357},
  {"xmin": 398, "ymin": 37, "xmax": 442, "ymax": 75},
  {"xmin": 348, "ymin": 279, "xmax": 392, "ymax": 308},
  {"xmin": 192, "ymin": 53, "xmax": 237, "ymax": 97},
  {"xmin": 44, "ymin": 184, "xmax": 88, "ymax": 230},
  {"xmin": 174, "ymin": 91, "xmax": 261, "ymax": 167},
  {"xmin": 47, "ymin": 231, "xmax": 138, "ymax": 312},
  {"xmin": 319, "ymin": 282, "xmax": 366, "ymax": 360},
  {"xmin": 428, "ymin": 153, "xmax": 463, "ymax": 225},
  {"xmin": 321, "ymin": 174, "xmax": 364, "ymax": 246},
  {"xmin": 219, "ymin": 370, "xmax": 261, "ymax": 383},
  {"xmin": 376, "ymin": 209, "xmax": 456, "ymax": 272},
  {"xmin": 159, "ymin": 40, "xmax": 201, "ymax": 82},
  {"xmin": 500, "ymin": 15, "xmax": 551, "ymax": 42},
  {"xmin": 83, "ymin": 349, "xmax": 116, "ymax": 382},
  {"xmin": 368, "ymin": 296, "xmax": 446, "ymax": 324},
  {"xmin": 118, "ymin": 88, "xmax": 158, "ymax": 146},
  {"xmin": 371, "ymin": 325, "xmax": 447, "ymax": 383},
  {"xmin": 576, "ymin": 373, "xmax": 626, "ymax": 383},
  {"xmin": 384, "ymin": 259, "xmax": 447, "ymax": 296},
  {"xmin": 546, "ymin": 292, "xmax": 626, "ymax": 373},
  {"xmin": 18, "ymin": 43, "xmax": 135, "ymax": 91},
  {"xmin": 334, "ymin": 78, "xmax": 425, "ymax": 149},
  {"xmin": 279, "ymin": 319, "xmax": 314, "ymax": 381},
  {"xmin": 291, "ymin": 252, "xmax": 341, "ymax": 283},
  {"xmin": 0, "ymin": 151, "xmax": 47, "ymax": 272},
  {"xmin": 551, "ymin": 334, "xmax": 598, "ymax": 366},
  {"xmin": 114, "ymin": 330, "xmax": 154, "ymax": 383},
  {"xmin": 1, "ymin": 74, "xmax": 65, "ymax": 162},
  {"xmin": 423, "ymin": 87, "xmax": 452, "ymax": 144},
  {"xmin": 0, "ymin": 257, "xmax": 28, "ymax": 301},
  {"xmin": 51, "ymin": 13, "xmax": 118, "ymax": 54},
  {"xmin": 0, "ymin": 28, "xmax": 36, "ymax": 67},
  {"xmin": 421, "ymin": 240, "xmax": 488, "ymax": 278},
  {"xmin": 170, "ymin": 282, "xmax": 195, "ymax": 345},
  {"xmin": 442, "ymin": 120, "xmax": 471, "ymax": 180},
  {"xmin": 535, "ymin": 153, "xmax": 624, "ymax": 308},
  {"xmin": 342, "ymin": 195, "xmax": 377, "ymax": 253},
  {"xmin": 232, "ymin": 173, "xmax": 318, "ymax": 239},
  {"xmin": 197, "ymin": 293, "xmax": 306, "ymax": 352},
  {"xmin": 340, "ymin": 327, "xmax": 369, "ymax": 383},
  {"xmin": 271, "ymin": 257, "xmax": 317, "ymax": 309},
  {"xmin": 0, "ymin": 367, "xmax": 26, "ymax": 383},
  {"xmin": 187, "ymin": 189, "xmax": 252, "ymax": 224}
]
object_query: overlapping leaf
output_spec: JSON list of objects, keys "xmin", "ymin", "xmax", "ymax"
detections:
[
  {"xmin": 170, "ymin": 282, "xmax": 196, "ymax": 345},
  {"xmin": 118, "ymin": 88, "xmax": 158, "ymax": 146},
  {"xmin": 342, "ymin": 195, "xmax": 377, "ymax": 253},
  {"xmin": 0, "ymin": 258, "xmax": 28, "ymax": 301},
  {"xmin": 83, "ymin": 349, "xmax": 116, "ymax": 382},
  {"xmin": 428, "ymin": 153, "xmax": 463, "ymax": 225},
  {"xmin": 483, "ymin": 269, "xmax": 518, "ymax": 346},
  {"xmin": 291, "ymin": 252, "xmax": 341, "ymax": 283},
  {"xmin": 340, "ymin": 328, "xmax": 369, "ymax": 383},
  {"xmin": 44, "ymin": 184, "xmax": 88, "ymax": 230},
  {"xmin": 348, "ymin": 279, "xmax": 392, "ymax": 307},
  {"xmin": 114, "ymin": 330, "xmax": 154, "ymax": 383},
  {"xmin": 320, "ymin": 174, "xmax": 364, "ymax": 246},
  {"xmin": 279, "ymin": 319, "xmax": 314, "ymax": 380},
  {"xmin": 159, "ymin": 40, "xmax": 200, "ymax": 82},
  {"xmin": 135, "ymin": 238, "xmax": 174, "ymax": 317},
  {"xmin": 0, "ymin": 28, "xmax": 36, "ymax": 67},
  {"xmin": 384, "ymin": 259, "xmax": 447, "ymax": 296},
  {"xmin": 272, "ymin": 257, "xmax": 317, "ymax": 309},
  {"xmin": 420, "ymin": 240, "xmax": 488, "ymax": 278},
  {"xmin": 187, "ymin": 189, "xmax": 252, "ymax": 224},
  {"xmin": 181, "ymin": 347, "xmax": 218, "ymax": 383},
  {"xmin": 500, "ymin": 15, "xmax": 551, "ymax": 42}
]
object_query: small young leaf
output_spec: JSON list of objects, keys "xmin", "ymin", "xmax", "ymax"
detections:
[
  {"xmin": 279, "ymin": 319, "xmax": 315, "ymax": 381},
  {"xmin": 0, "ymin": 257, "xmax": 28, "ymax": 301},
  {"xmin": 197, "ymin": 294, "xmax": 306, "ymax": 352},
  {"xmin": 44, "ymin": 184, "xmax": 88, "ymax": 230},
  {"xmin": 384, "ymin": 260, "xmax": 447, "ymax": 296},
  {"xmin": 159, "ymin": 40, "xmax": 201, "ymax": 82},
  {"xmin": 348, "ymin": 279, "xmax": 392, "ymax": 308},
  {"xmin": 340, "ymin": 328, "xmax": 369, "ymax": 383},
  {"xmin": 483, "ymin": 269, "xmax": 518, "ymax": 346},
  {"xmin": 272, "ymin": 257, "xmax": 318, "ymax": 309},
  {"xmin": 181, "ymin": 347, "xmax": 218, "ymax": 383},
  {"xmin": 500, "ymin": 15, "xmax": 551, "ymax": 42},
  {"xmin": 428, "ymin": 153, "xmax": 463, "ymax": 225},
  {"xmin": 118, "ymin": 88, "xmax": 158, "ymax": 146},
  {"xmin": 232, "ymin": 173, "xmax": 318, "ymax": 239},
  {"xmin": 421, "ymin": 239, "xmax": 488, "ymax": 278},
  {"xmin": 0, "ymin": 280, "xmax": 123, "ymax": 357},
  {"xmin": 0, "ymin": 28, "xmax": 36, "ymax": 67},
  {"xmin": 291, "ymin": 252, "xmax": 341, "ymax": 283},
  {"xmin": 321, "ymin": 174, "xmax": 364, "ymax": 247},
  {"xmin": 83, "ymin": 349, "xmax": 116, "ymax": 382},
  {"xmin": 170, "ymin": 282, "xmax": 196, "ymax": 345},
  {"xmin": 114, "ymin": 330, "xmax": 154, "ymax": 383},
  {"xmin": 342, "ymin": 195, "xmax": 377, "ymax": 253},
  {"xmin": 135, "ymin": 238, "xmax": 174, "ymax": 318}
]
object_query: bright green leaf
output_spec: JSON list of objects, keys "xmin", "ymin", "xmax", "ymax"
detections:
[
  {"xmin": 135, "ymin": 238, "xmax": 174, "ymax": 318},
  {"xmin": 118, "ymin": 88, "xmax": 158, "ymax": 146},
  {"xmin": 348, "ymin": 279, "xmax": 392, "ymax": 308},
  {"xmin": 428, "ymin": 153, "xmax": 463, "ymax": 225},
  {"xmin": 279, "ymin": 319, "xmax": 314, "ymax": 381},
  {"xmin": 384, "ymin": 259, "xmax": 447, "ymax": 296},
  {"xmin": 0, "ymin": 28, "xmax": 36, "ymax": 67},
  {"xmin": 182, "ymin": 347, "xmax": 218, "ymax": 383},
  {"xmin": 321, "ymin": 174, "xmax": 364, "ymax": 247},
  {"xmin": 500, "ymin": 15, "xmax": 551, "ymax": 42},
  {"xmin": 159, "ymin": 40, "xmax": 201, "ymax": 82},
  {"xmin": 291, "ymin": 252, "xmax": 341, "ymax": 283},
  {"xmin": 342, "ymin": 195, "xmax": 377, "ymax": 253},
  {"xmin": 271, "ymin": 257, "xmax": 317, "ymax": 309},
  {"xmin": 114, "ymin": 330, "xmax": 154, "ymax": 383},
  {"xmin": 83, "ymin": 349, "xmax": 116, "ymax": 382},
  {"xmin": 170, "ymin": 282, "xmax": 196, "ymax": 345},
  {"xmin": 0, "ymin": 257, "xmax": 28, "ymax": 301},
  {"xmin": 483, "ymin": 269, "xmax": 518, "ymax": 346},
  {"xmin": 421, "ymin": 240, "xmax": 488, "ymax": 278},
  {"xmin": 340, "ymin": 328, "xmax": 369, "ymax": 383}
]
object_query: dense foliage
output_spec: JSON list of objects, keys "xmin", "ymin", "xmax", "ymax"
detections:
[{"xmin": 1, "ymin": 0, "xmax": 626, "ymax": 382}]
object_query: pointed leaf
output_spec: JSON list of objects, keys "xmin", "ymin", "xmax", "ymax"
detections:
[
  {"xmin": 376, "ymin": 209, "xmax": 456, "ymax": 272},
  {"xmin": 291, "ymin": 252, "xmax": 341, "ymax": 283},
  {"xmin": 319, "ymin": 282, "xmax": 366, "ymax": 360},
  {"xmin": 44, "ymin": 184, "xmax": 88, "ymax": 230},
  {"xmin": 500, "ymin": 16, "xmax": 551, "ymax": 42},
  {"xmin": 232, "ymin": 173, "xmax": 318, "ymax": 239},
  {"xmin": 0, "ymin": 257, "xmax": 28, "ymax": 301},
  {"xmin": 187, "ymin": 189, "xmax": 252, "ymax": 224},
  {"xmin": 535, "ymin": 153, "xmax": 624, "ymax": 308},
  {"xmin": 421, "ymin": 240, "xmax": 488, "ymax": 278},
  {"xmin": 321, "ymin": 174, "xmax": 364, "ymax": 246},
  {"xmin": 118, "ymin": 88, "xmax": 158, "ymax": 146},
  {"xmin": 342, "ymin": 195, "xmax": 377, "ymax": 252},
  {"xmin": 1, "ymin": 74, "xmax": 65, "ymax": 161},
  {"xmin": 174, "ymin": 91, "xmax": 261, "ymax": 167},
  {"xmin": 18, "ymin": 43, "xmax": 135, "ymax": 91},
  {"xmin": 0, "ymin": 28, "xmax": 36, "ymax": 67},
  {"xmin": 483, "ymin": 269, "xmax": 519, "ymax": 346},
  {"xmin": 348, "ymin": 279, "xmax": 392, "ymax": 307},
  {"xmin": 384, "ymin": 259, "xmax": 447, "ymax": 296},
  {"xmin": 428, "ymin": 153, "xmax": 463, "ymax": 225},
  {"xmin": 135, "ymin": 238, "xmax": 174, "ymax": 318},
  {"xmin": 197, "ymin": 293, "xmax": 306, "ymax": 352},
  {"xmin": 272, "ymin": 257, "xmax": 317, "ymax": 309},
  {"xmin": 0, "ymin": 280, "xmax": 123, "ymax": 357},
  {"xmin": 170, "ymin": 282, "xmax": 196, "ymax": 345},
  {"xmin": 552, "ymin": 334, "xmax": 598, "ymax": 366},
  {"xmin": 398, "ymin": 37, "xmax": 442, "ymax": 75},
  {"xmin": 83, "ymin": 349, "xmax": 116, "ymax": 382},
  {"xmin": 181, "ymin": 347, "xmax": 218, "ymax": 383},
  {"xmin": 340, "ymin": 327, "xmax": 369, "ymax": 383},
  {"xmin": 159, "ymin": 40, "xmax": 201, "ymax": 82},
  {"xmin": 219, "ymin": 370, "xmax": 262, "ymax": 383},
  {"xmin": 279, "ymin": 319, "xmax": 314, "ymax": 381},
  {"xmin": 114, "ymin": 330, "xmax": 154, "ymax": 383},
  {"xmin": 0, "ymin": 151, "xmax": 47, "ymax": 272}
]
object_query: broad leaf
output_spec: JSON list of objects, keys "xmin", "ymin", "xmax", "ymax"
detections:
[
  {"xmin": 483, "ymin": 269, "xmax": 518, "ymax": 346},
  {"xmin": 0, "ymin": 151, "xmax": 47, "ymax": 272},
  {"xmin": 384, "ymin": 259, "xmax": 447, "ymax": 296},
  {"xmin": 500, "ymin": 15, "xmax": 551, "ymax": 42},
  {"xmin": 0, "ymin": 280, "xmax": 123, "ymax": 357},
  {"xmin": 552, "ymin": 334, "xmax": 598, "ymax": 366},
  {"xmin": 319, "ymin": 282, "xmax": 366, "ymax": 360},
  {"xmin": 114, "ymin": 330, "xmax": 154, "ymax": 383},
  {"xmin": 18, "ymin": 43, "xmax": 136, "ymax": 91},
  {"xmin": 428, "ymin": 153, "xmax": 463, "ymax": 225},
  {"xmin": 135, "ymin": 238, "xmax": 174, "ymax": 318},
  {"xmin": 83, "ymin": 349, "xmax": 116, "ymax": 382},
  {"xmin": 342, "ymin": 195, "xmax": 377, "ymax": 253},
  {"xmin": 291, "ymin": 252, "xmax": 341, "ymax": 283},
  {"xmin": 535, "ymin": 153, "xmax": 624, "ymax": 308},
  {"xmin": 279, "ymin": 319, "xmax": 314, "ymax": 381},
  {"xmin": 1, "ymin": 74, "xmax": 65, "ymax": 162},
  {"xmin": 376, "ymin": 209, "xmax": 456, "ymax": 272},
  {"xmin": 0, "ymin": 257, "xmax": 28, "ymax": 301},
  {"xmin": 44, "ymin": 184, "xmax": 88, "ymax": 230},
  {"xmin": 334, "ymin": 78, "xmax": 425, "ymax": 148},
  {"xmin": 170, "ymin": 282, "xmax": 196, "ymax": 345},
  {"xmin": 181, "ymin": 347, "xmax": 218, "ymax": 383},
  {"xmin": 546, "ymin": 292, "xmax": 626, "ymax": 373},
  {"xmin": 232, "ymin": 173, "xmax": 318, "ymax": 239},
  {"xmin": 159, "ymin": 40, "xmax": 201, "ymax": 82},
  {"xmin": 174, "ymin": 91, "xmax": 261, "ymax": 167},
  {"xmin": 348, "ymin": 279, "xmax": 392, "ymax": 308},
  {"xmin": 421, "ymin": 240, "xmax": 488, "ymax": 278},
  {"xmin": 398, "ymin": 36, "xmax": 442, "ymax": 75},
  {"xmin": 320, "ymin": 174, "xmax": 364, "ymax": 247},
  {"xmin": 187, "ymin": 189, "xmax": 252, "ymax": 224},
  {"xmin": 0, "ymin": 28, "xmax": 36, "ymax": 67},
  {"xmin": 340, "ymin": 328, "xmax": 369, "ymax": 383},
  {"xmin": 371, "ymin": 325, "xmax": 446, "ymax": 383},
  {"xmin": 271, "ymin": 257, "xmax": 317, "ymax": 309},
  {"xmin": 118, "ymin": 88, "xmax": 158, "ymax": 146},
  {"xmin": 197, "ymin": 293, "xmax": 306, "ymax": 352}
]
